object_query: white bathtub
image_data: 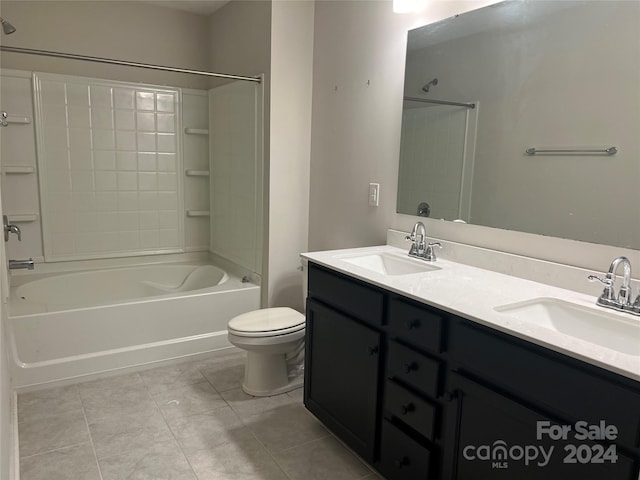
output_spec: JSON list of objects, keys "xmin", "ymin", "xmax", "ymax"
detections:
[{"xmin": 8, "ymin": 256, "xmax": 260, "ymax": 389}]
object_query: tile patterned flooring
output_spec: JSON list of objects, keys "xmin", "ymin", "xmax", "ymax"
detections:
[{"xmin": 17, "ymin": 348, "xmax": 382, "ymax": 480}]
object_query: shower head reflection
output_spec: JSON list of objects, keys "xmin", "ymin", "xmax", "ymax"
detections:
[
  {"xmin": 0, "ymin": 17, "xmax": 16, "ymax": 35},
  {"xmin": 421, "ymin": 78, "xmax": 438, "ymax": 93}
]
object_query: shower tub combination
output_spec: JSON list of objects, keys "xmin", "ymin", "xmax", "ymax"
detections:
[{"xmin": 7, "ymin": 256, "xmax": 260, "ymax": 388}]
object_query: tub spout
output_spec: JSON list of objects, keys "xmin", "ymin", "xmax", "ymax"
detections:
[{"xmin": 9, "ymin": 258, "xmax": 34, "ymax": 270}]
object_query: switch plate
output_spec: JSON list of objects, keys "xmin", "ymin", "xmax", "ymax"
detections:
[{"xmin": 368, "ymin": 183, "xmax": 380, "ymax": 207}]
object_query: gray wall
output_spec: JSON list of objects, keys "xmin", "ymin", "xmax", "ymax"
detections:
[
  {"xmin": 208, "ymin": 0, "xmax": 271, "ymax": 84},
  {"xmin": 268, "ymin": 0, "xmax": 314, "ymax": 310},
  {"xmin": 0, "ymin": 1, "xmax": 212, "ymax": 89}
]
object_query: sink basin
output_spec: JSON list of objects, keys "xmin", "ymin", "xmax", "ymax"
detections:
[
  {"xmin": 339, "ymin": 253, "xmax": 441, "ymax": 276},
  {"xmin": 495, "ymin": 298, "xmax": 640, "ymax": 356}
]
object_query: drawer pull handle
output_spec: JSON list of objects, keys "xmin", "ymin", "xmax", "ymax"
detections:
[
  {"xmin": 403, "ymin": 361, "xmax": 418, "ymax": 373},
  {"xmin": 400, "ymin": 403, "xmax": 415, "ymax": 415},
  {"xmin": 367, "ymin": 345, "xmax": 379, "ymax": 355},
  {"xmin": 443, "ymin": 391, "xmax": 457, "ymax": 402},
  {"xmin": 405, "ymin": 318, "xmax": 420, "ymax": 330},
  {"xmin": 394, "ymin": 456, "xmax": 410, "ymax": 469}
]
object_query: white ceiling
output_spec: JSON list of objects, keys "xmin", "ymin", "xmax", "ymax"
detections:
[{"xmin": 143, "ymin": 0, "xmax": 232, "ymax": 16}]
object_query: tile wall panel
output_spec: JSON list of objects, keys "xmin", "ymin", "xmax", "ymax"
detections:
[{"xmin": 34, "ymin": 73, "xmax": 183, "ymax": 261}]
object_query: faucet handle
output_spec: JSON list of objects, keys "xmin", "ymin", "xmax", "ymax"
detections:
[
  {"xmin": 3, "ymin": 215, "xmax": 21, "ymax": 242},
  {"xmin": 9, "ymin": 224, "xmax": 21, "ymax": 241},
  {"xmin": 587, "ymin": 274, "xmax": 611, "ymax": 285},
  {"xmin": 587, "ymin": 274, "xmax": 613, "ymax": 288},
  {"xmin": 587, "ymin": 274, "xmax": 616, "ymax": 302},
  {"xmin": 425, "ymin": 242, "xmax": 442, "ymax": 261}
]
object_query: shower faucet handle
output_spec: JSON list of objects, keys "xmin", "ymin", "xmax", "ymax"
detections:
[{"xmin": 3, "ymin": 215, "xmax": 21, "ymax": 242}]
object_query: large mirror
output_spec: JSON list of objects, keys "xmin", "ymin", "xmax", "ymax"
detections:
[{"xmin": 397, "ymin": 0, "xmax": 640, "ymax": 250}]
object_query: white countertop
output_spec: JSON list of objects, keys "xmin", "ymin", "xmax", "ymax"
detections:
[{"xmin": 301, "ymin": 245, "xmax": 640, "ymax": 382}]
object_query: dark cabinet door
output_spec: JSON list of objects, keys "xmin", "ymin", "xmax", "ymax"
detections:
[
  {"xmin": 304, "ymin": 299, "xmax": 382, "ymax": 462},
  {"xmin": 446, "ymin": 373, "xmax": 637, "ymax": 480}
]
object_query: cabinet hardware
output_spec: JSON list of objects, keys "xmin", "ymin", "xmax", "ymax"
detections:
[
  {"xmin": 400, "ymin": 403, "xmax": 415, "ymax": 415},
  {"xmin": 367, "ymin": 345, "xmax": 379, "ymax": 355},
  {"xmin": 443, "ymin": 391, "xmax": 457, "ymax": 402},
  {"xmin": 405, "ymin": 318, "xmax": 421, "ymax": 330},
  {"xmin": 393, "ymin": 456, "xmax": 411, "ymax": 469},
  {"xmin": 403, "ymin": 361, "xmax": 418, "ymax": 373}
]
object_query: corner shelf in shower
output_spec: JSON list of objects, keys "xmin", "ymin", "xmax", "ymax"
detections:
[
  {"xmin": 186, "ymin": 210, "xmax": 210, "ymax": 217},
  {"xmin": 2, "ymin": 165, "xmax": 36, "ymax": 174},
  {"xmin": 6, "ymin": 213, "xmax": 38, "ymax": 222},
  {"xmin": 185, "ymin": 169, "xmax": 210, "ymax": 177},
  {"xmin": 184, "ymin": 128, "xmax": 209, "ymax": 135}
]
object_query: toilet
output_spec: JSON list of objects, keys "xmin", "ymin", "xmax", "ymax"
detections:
[{"xmin": 227, "ymin": 264, "xmax": 307, "ymax": 396}]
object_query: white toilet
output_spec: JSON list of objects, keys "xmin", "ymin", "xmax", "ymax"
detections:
[{"xmin": 227, "ymin": 266, "xmax": 307, "ymax": 396}]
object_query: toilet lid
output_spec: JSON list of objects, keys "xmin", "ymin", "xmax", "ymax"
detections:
[{"xmin": 228, "ymin": 307, "xmax": 305, "ymax": 337}]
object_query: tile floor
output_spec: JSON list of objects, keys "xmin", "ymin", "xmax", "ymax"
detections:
[{"xmin": 17, "ymin": 348, "xmax": 383, "ymax": 480}]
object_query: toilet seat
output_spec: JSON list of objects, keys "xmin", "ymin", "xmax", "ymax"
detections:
[{"xmin": 228, "ymin": 307, "xmax": 305, "ymax": 338}]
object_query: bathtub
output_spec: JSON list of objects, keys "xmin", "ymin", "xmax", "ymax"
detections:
[{"xmin": 7, "ymin": 255, "xmax": 260, "ymax": 389}]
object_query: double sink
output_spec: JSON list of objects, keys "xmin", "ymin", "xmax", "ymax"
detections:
[{"xmin": 337, "ymin": 251, "xmax": 640, "ymax": 357}]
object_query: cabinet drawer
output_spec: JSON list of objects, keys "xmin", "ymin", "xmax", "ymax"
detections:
[
  {"xmin": 308, "ymin": 264, "xmax": 384, "ymax": 326},
  {"xmin": 386, "ymin": 381, "xmax": 436, "ymax": 441},
  {"xmin": 378, "ymin": 420, "xmax": 432, "ymax": 480},
  {"xmin": 387, "ymin": 340, "xmax": 440, "ymax": 398},
  {"xmin": 449, "ymin": 320, "xmax": 640, "ymax": 450},
  {"xmin": 389, "ymin": 297, "xmax": 443, "ymax": 352}
]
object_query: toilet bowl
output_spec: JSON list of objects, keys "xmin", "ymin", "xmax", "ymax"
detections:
[{"xmin": 228, "ymin": 306, "xmax": 306, "ymax": 396}]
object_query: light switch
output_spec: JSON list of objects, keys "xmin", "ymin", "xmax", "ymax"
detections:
[{"xmin": 368, "ymin": 183, "xmax": 380, "ymax": 207}]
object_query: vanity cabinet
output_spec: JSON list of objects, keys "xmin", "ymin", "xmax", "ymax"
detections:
[
  {"xmin": 303, "ymin": 262, "xmax": 640, "ymax": 480},
  {"xmin": 448, "ymin": 320, "xmax": 640, "ymax": 452},
  {"xmin": 445, "ymin": 372, "xmax": 637, "ymax": 480},
  {"xmin": 304, "ymin": 266, "xmax": 384, "ymax": 462}
]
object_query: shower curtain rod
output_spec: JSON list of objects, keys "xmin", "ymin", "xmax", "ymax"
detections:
[
  {"xmin": 404, "ymin": 96, "xmax": 475, "ymax": 109},
  {"xmin": 0, "ymin": 45, "xmax": 262, "ymax": 83}
]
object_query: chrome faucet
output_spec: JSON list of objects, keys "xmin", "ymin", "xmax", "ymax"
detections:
[
  {"xmin": 588, "ymin": 256, "xmax": 639, "ymax": 316},
  {"xmin": 3, "ymin": 214, "xmax": 21, "ymax": 242},
  {"xmin": 9, "ymin": 258, "xmax": 34, "ymax": 270},
  {"xmin": 405, "ymin": 221, "xmax": 442, "ymax": 261}
]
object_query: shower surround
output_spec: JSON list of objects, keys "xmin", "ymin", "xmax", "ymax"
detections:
[{"xmin": 1, "ymin": 69, "xmax": 264, "ymax": 388}]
